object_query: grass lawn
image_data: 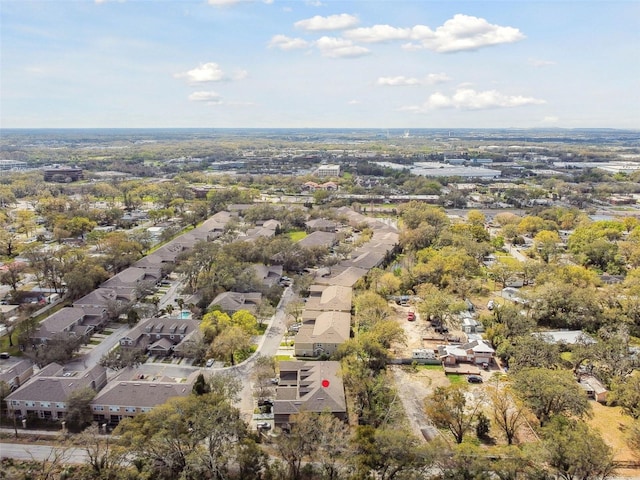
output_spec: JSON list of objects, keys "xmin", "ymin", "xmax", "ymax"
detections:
[
  {"xmin": 0, "ymin": 334, "xmax": 22, "ymax": 356},
  {"xmin": 560, "ymin": 351, "xmax": 573, "ymax": 362},
  {"xmin": 415, "ymin": 364, "xmax": 444, "ymax": 371},
  {"xmin": 102, "ymin": 329, "xmax": 114, "ymax": 335},
  {"xmin": 287, "ymin": 230, "xmax": 307, "ymax": 242},
  {"xmin": 275, "ymin": 355, "xmax": 292, "ymax": 361},
  {"xmin": 88, "ymin": 339, "xmax": 101, "ymax": 345},
  {"xmin": 588, "ymin": 402, "xmax": 637, "ymax": 463},
  {"xmin": 447, "ymin": 374, "xmax": 465, "ymax": 384}
]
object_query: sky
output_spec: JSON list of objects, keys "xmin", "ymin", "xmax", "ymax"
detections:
[{"xmin": 1, "ymin": 0, "xmax": 639, "ymax": 129}]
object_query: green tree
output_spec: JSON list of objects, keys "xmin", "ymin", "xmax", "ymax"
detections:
[
  {"xmin": 541, "ymin": 416, "xmax": 614, "ymax": 480},
  {"xmin": 415, "ymin": 283, "xmax": 466, "ymax": 328},
  {"xmin": 487, "ymin": 258, "xmax": 521, "ymax": 289},
  {"xmin": 77, "ymin": 424, "xmax": 127, "ymax": 477},
  {"xmin": 27, "ymin": 333, "xmax": 87, "ymax": 367},
  {"xmin": 609, "ymin": 372, "xmax": 640, "ymax": 419},
  {"xmin": 231, "ymin": 309, "xmax": 259, "ymax": 335},
  {"xmin": 500, "ymin": 334, "xmax": 560, "ymax": 373},
  {"xmin": 99, "ymin": 348, "xmax": 146, "ymax": 371},
  {"xmin": 512, "ymin": 368, "xmax": 591, "ymax": 426},
  {"xmin": 273, "ymin": 410, "xmax": 321, "ymax": 480},
  {"xmin": 533, "ymin": 230, "xmax": 562, "ymax": 263},
  {"xmin": 0, "ymin": 261, "xmax": 26, "ymax": 293},
  {"xmin": 487, "ymin": 383, "xmax": 527, "ymax": 445},
  {"xmin": 354, "ymin": 425, "xmax": 433, "ymax": 480},
  {"xmin": 65, "ymin": 216, "xmax": 97, "ymax": 239},
  {"xmin": 65, "ymin": 386, "xmax": 97, "ymax": 432},
  {"xmin": 116, "ymin": 388, "xmax": 250, "ymax": 480},
  {"xmin": 211, "ymin": 325, "xmax": 251, "ymax": 366},
  {"xmin": 376, "ymin": 272, "xmax": 402, "ymax": 297},
  {"xmin": 192, "ymin": 373, "xmax": 211, "ymax": 396},
  {"xmin": 424, "ymin": 384, "xmax": 482, "ymax": 444}
]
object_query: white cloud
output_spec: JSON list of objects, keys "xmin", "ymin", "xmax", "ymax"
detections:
[
  {"xmin": 188, "ymin": 91, "xmax": 223, "ymax": 104},
  {"xmin": 175, "ymin": 62, "xmax": 226, "ymax": 83},
  {"xmin": 529, "ymin": 58, "xmax": 556, "ymax": 67},
  {"xmin": 403, "ymin": 88, "xmax": 545, "ymax": 111},
  {"xmin": 268, "ymin": 34, "xmax": 310, "ymax": 50},
  {"xmin": 377, "ymin": 73, "xmax": 450, "ymax": 86},
  {"xmin": 315, "ymin": 36, "xmax": 369, "ymax": 58},
  {"xmin": 348, "ymin": 99, "xmax": 360, "ymax": 105},
  {"xmin": 377, "ymin": 76, "xmax": 421, "ymax": 86},
  {"xmin": 424, "ymin": 14, "xmax": 525, "ymax": 52},
  {"xmin": 425, "ymin": 73, "xmax": 451, "ymax": 84},
  {"xmin": 295, "ymin": 14, "xmax": 359, "ymax": 32},
  {"xmin": 346, "ymin": 24, "xmax": 412, "ymax": 43},
  {"xmin": 306, "ymin": 0, "xmax": 325, "ymax": 6},
  {"xmin": 347, "ymin": 15, "xmax": 524, "ymax": 52}
]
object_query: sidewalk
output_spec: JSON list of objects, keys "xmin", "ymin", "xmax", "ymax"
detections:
[{"xmin": 0, "ymin": 426, "xmax": 64, "ymax": 437}]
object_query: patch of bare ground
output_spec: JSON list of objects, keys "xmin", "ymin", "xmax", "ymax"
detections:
[{"xmin": 391, "ymin": 365, "xmax": 445, "ymax": 441}]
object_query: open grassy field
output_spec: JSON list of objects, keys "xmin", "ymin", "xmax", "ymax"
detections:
[
  {"xmin": 588, "ymin": 402, "xmax": 636, "ymax": 462},
  {"xmin": 287, "ymin": 230, "xmax": 307, "ymax": 242}
]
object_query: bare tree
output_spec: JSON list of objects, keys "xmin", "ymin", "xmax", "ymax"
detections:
[{"xmin": 487, "ymin": 383, "xmax": 526, "ymax": 445}]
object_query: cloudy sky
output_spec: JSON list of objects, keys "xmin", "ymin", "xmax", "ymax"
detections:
[{"xmin": 1, "ymin": 0, "xmax": 638, "ymax": 129}]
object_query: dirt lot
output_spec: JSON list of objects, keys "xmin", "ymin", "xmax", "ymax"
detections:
[
  {"xmin": 389, "ymin": 302, "xmax": 464, "ymax": 356},
  {"xmin": 389, "ymin": 302, "xmax": 489, "ymax": 440},
  {"xmin": 388, "ymin": 300, "xmax": 640, "ymax": 477}
]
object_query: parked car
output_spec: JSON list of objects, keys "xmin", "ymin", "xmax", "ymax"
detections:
[
  {"xmin": 270, "ymin": 377, "xmax": 280, "ymax": 384},
  {"xmin": 258, "ymin": 399, "xmax": 273, "ymax": 407},
  {"xmin": 434, "ymin": 325, "xmax": 449, "ymax": 334},
  {"xmin": 205, "ymin": 358, "xmax": 214, "ymax": 367},
  {"xmin": 487, "ymin": 300, "xmax": 495, "ymax": 310},
  {"xmin": 407, "ymin": 311, "xmax": 416, "ymax": 321},
  {"xmin": 0, "ymin": 352, "xmax": 10, "ymax": 359},
  {"xmin": 257, "ymin": 422, "xmax": 271, "ymax": 430},
  {"xmin": 467, "ymin": 375, "xmax": 483, "ymax": 384}
]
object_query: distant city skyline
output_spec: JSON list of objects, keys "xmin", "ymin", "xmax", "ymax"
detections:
[{"xmin": 1, "ymin": 0, "xmax": 638, "ymax": 129}]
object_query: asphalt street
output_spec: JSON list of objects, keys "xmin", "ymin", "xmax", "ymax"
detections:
[{"xmin": 0, "ymin": 442, "xmax": 88, "ymax": 463}]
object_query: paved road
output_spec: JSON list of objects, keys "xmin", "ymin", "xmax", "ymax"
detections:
[
  {"xmin": 65, "ymin": 323, "xmax": 130, "ymax": 373},
  {"xmin": 0, "ymin": 443, "xmax": 88, "ymax": 463},
  {"xmin": 0, "ymin": 284, "xmax": 296, "ymax": 462},
  {"xmin": 227, "ymin": 285, "xmax": 295, "ymax": 420}
]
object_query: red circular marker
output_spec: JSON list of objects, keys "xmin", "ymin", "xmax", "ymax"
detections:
[{"xmin": 321, "ymin": 379, "xmax": 330, "ymax": 388}]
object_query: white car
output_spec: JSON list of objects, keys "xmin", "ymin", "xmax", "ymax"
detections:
[{"xmin": 206, "ymin": 359, "xmax": 214, "ymax": 367}]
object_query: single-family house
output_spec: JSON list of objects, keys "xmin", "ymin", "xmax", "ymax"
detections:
[
  {"xmin": 533, "ymin": 330, "xmax": 596, "ymax": 345},
  {"xmin": 297, "ymin": 231, "xmax": 337, "ymax": 249},
  {"xmin": 460, "ymin": 313, "xmax": 484, "ymax": 334},
  {"xmin": 579, "ymin": 374, "xmax": 608, "ymax": 403},
  {"xmin": 251, "ymin": 264, "xmax": 283, "ymax": 287},
  {"xmin": 439, "ymin": 340, "xmax": 495, "ymax": 366},
  {"xmin": 305, "ymin": 218, "xmax": 338, "ymax": 232},
  {"xmin": 209, "ymin": 291, "xmax": 262, "ymax": 314},
  {"xmin": 273, "ymin": 361, "xmax": 346, "ymax": 429}
]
